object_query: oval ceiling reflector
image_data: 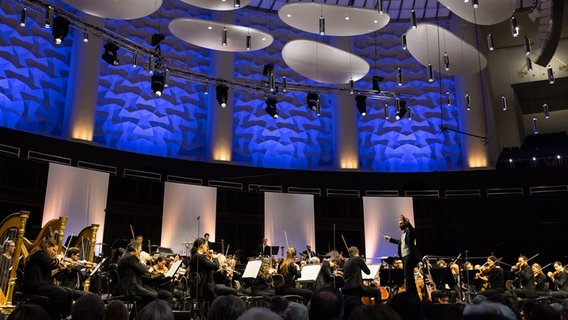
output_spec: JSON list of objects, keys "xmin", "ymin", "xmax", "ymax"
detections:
[
  {"xmin": 438, "ymin": 0, "xmax": 516, "ymax": 25},
  {"xmin": 406, "ymin": 23, "xmax": 487, "ymax": 75},
  {"xmin": 178, "ymin": 0, "xmax": 251, "ymax": 11},
  {"xmin": 169, "ymin": 18, "xmax": 273, "ymax": 52},
  {"xmin": 282, "ymin": 40, "xmax": 369, "ymax": 84},
  {"xmin": 62, "ymin": 0, "xmax": 162, "ymax": 20},
  {"xmin": 279, "ymin": 2, "xmax": 390, "ymax": 36}
]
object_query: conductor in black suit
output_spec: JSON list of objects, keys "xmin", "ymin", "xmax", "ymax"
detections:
[
  {"xmin": 114, "ymin": 241, "xmax": 158, "ymax": 307},
  {"xmin": 384, "ymin": 214, "xmax": 421, "ymax": 297},
  {"xmin": 255, "ymin": 238, "xmax": 271, "ymax": 257}
]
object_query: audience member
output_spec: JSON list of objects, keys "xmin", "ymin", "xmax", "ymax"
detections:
[
  {"xmin": 462, "ymin": 298, "xmax": 517, "ymax": 320},
  {"xmin": 268, "ymin": 295, "xmax": 289, "ymax": 317},
  {"xmin": 347, "ymin": 304, "xmax": 401, "ymax": 320},
  {"xmin": 531, "ymin": 302, "xmax": 561, "ymax": 320},
  {"xmin": 207, "ymin": 295, "xmax": 247, "ymax": 320},
  {"xmin": 136, "ymin": 299, "xmax": 174, "ymax": 320},
  {"xmin": 237, "ymin": 307, "xmax": 283, "ymax": 320},
  {"xmin": 308, "ymin": 288, "xmax": 344, "ymax": 320},
  {"xmin": 284, "ymin": 302, "xmax": 308, "ymax": 320},
  {"xmin": 104, "ymin": 300, "xmax": 130, "ymax": 320},
  {"xmin": 6, "ymin": 304, "xmax": 50, "ymax": 320},
  {"xmin": 71, "ymin": 293, "xmax": 105, "ymax": 320},
  {"xmin": 388, "ymin": 292, "xmax": 423, "ymax": 320}
]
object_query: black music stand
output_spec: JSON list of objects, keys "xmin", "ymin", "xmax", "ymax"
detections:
[
  {"xmin": 379, "ymin": 268, "xmax": 404, "ymax": 287},
  {"xmin": 208, "ymin": 242, "xmax": 222, "ymax": 253},
  {"xmin": 430, "ymin": 268, "xmax": 456, "ymax": 289},
  {"xmin": 270, "ymin": 246, "xmax": 280, "ymax": 256},
  {"xmin": 111, "ymin": 239, "xmax": 130, "ymax": 250}
]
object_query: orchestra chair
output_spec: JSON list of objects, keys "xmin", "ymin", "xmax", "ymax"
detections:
[
  {"xmin": 186, "ymin": 273, "xmax": 209, "ymax": 318},
  {"xmin": 108, "ymin": 269, "xmax": 142, "ymax": 319},
  {"xmin": 334, "ymin": 276, "xmax": 345, "ymax": 289},
  {"xmin": 271, "ymin": 274, "xmax": 285, "ymax": 289}
]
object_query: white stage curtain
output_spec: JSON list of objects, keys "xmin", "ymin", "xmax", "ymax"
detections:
[
  {"xmin": 363, "ymin": 196, "xmax": 414, "ymax": 261},
  {"xmin": 162, "ymin": 182, "xmax": 217, "ymax": 255},
  {"xmin": 43, "ymin": 163, "xmax": 109, "ymax": 255},
  {"xmin": 264, "ymin": 192, "xmax": 315, "ymax": 257}
]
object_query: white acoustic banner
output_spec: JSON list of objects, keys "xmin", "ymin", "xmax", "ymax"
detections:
[
  {"xmin": 264, "ymin": 192, "xmax": 315, "ymax": 257},
  {"xmin": 162, "ymin": 182, "xmax": 217, "ymax": 255},
  {"xmin": 43, "ymin": 163, "xmax": 109, "ymax": 255},
  {"xmin": 363, "ymin": 196, "xmax": 414, "ymax": 261}
]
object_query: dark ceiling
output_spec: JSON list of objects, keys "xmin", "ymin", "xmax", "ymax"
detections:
[{"xmin": 513, "ymin": 77, "xmax": 568, "ymax": 114}]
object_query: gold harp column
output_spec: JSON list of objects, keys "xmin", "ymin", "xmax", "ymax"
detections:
[
  {"xmin": 330, "ymin": 36, "xmax": 359, "ymax": 170},
  {"xmin": 82, "ymin": 224, "xmax": 99, "ymax": 292},
  {"xmin": 207, "ymin": 11, "xmax": 235, "ymax": 163},
  {"xmin": 1, "ymin": 211, "xmax": 29, "ymax": 315},
  {"xmin": 63, "ymin": 14, "xmax": 104, "ymax": 142}
]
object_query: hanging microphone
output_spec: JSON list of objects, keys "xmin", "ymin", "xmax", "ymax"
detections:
[{"xmin": 197, "ymin": 216, "xmax": 200, "ymax": 220}]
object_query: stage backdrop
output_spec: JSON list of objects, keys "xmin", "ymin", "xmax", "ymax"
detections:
[
  {"xmin": 42, "ymin": 163, "xmax": 109, "ymax": 255},
  {"xmin": 161, "ymin": 182, "xmax": 216, "ymax": 255},
  {"xmin": 264, "ymin": 192, "xmax": 315, "ymax": 258},
  {"xmin": 363, "ymin": 197, "xmax": 414, "ymax": 263}
]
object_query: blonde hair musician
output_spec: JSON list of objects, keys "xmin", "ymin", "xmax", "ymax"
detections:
[{"xmin": 276, "ymin": 247, "xmax": 313, "ymax": 302}]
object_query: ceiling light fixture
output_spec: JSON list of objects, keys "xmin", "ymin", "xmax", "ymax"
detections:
[
  {"xmin": 378, "ymin": 0, "xmax": 384, "ymax": 14},
  {"xmin": 148, "ymin": 55, "xmax": 155, "ymax": 74},
  {"xmin": 216, "ymin": 84, "xmax": 229, "ymax": 108},
  {"xmin": 526, "ymin": 57, "xmax": 533, "ymax": 71},
  {"xmin": 82, "ymin": 32, "xmax": 89, "ymax": 43},
  {"xmin": 501, "ymin": 96, "xmax": 507, "ymax": 111},
  {"xmin": 384, "ymin": 103, "xmax": 389, "ymax": 119},
  {"xmin": 234, "ymin": 0, "xmax": 241, "ymax": 8},
  {"xmin": 151, "ymin": 74, "xmax": 165, "ymax": 97},
  {"xmin": 164, "ymin": 69, "xmax": 170, "ymax": 88},
  {"xmin": 372, "ymin": 76, "xmax": 382, "ymax": 93},
  {"xmin": 246, "ymin": 34, "xmax": 251, "ymax": 51},
  {"xmin": 222, "ymin": 27, "xmax": 228, "ymax": 46},
  {"xmin": 401, "ymin": 34, "xmax": 407, "ymax": 50},
  {"xmin": 132, "ymin": 52, "xmax": 138, "ymax": 68},
  {"xmin": 532, "ymin": 117, "xmax": 538, "ymax": 134},
  {"xmin": 265, "ymin": 97, "xmax": 278, "ymax": 118},
  {"xmin": 397, "ymin": 66, "xmax": 403, "ymax": 86},
  {"xmin": 355, "ymin": 95, "xmax": 367, "ymax": 116},
  {"xmin": 524, "ymin": 36, "xmax": 531, "ymax": 56},
  {"xmin": 543, "ymin": 103, "xmax": 549, "ymax": 119},
  {"xmin": 465, "ymin": 91, "xmax": 471, "ymax": 111},
  {"xmin": 349, "ymin": 79, "xmax": 355, "ymax": 95},
  {"xmin": 510, "ymin": 16, "xmax": 519, "ymax": 37},
  {"xmin": 101, "ymin": 42, "xmax": 119, "ymax": 66},
  {"xmin": 410, "ymin": 10, "xmax": 417, "ymax": 29},
  {"xmin": 307, "ymin": 92, "xmax": 319, "ymax": 112},
  {"xmin": 44, "ymin": 5, "xmax": 53, "ymax": 28},
  {"xmin": 443, "ymin": 52, "xmax": 450, "ymax": 71},
  {"xmin": 282, "ymin": 76, "xmax": 287, "ymax": 93},
  {"xmin": 547, "ymin": 66, "xmax": 555, "ymax": 84},
  {"xmin": 472, "ymin": 0, "xmax": 479, "ymax": 8},
  {"xmin": 319, "ymin": 15, "xmax": 325, "ymax": 36},
  {"xmin": 19, "ymin": 7, "xmax": 26, "ymax": 27},
  {"xmin": 446, "ymin": 91, "xmax": 452, "ymax": 106},
  {"xmin": 427, "ymin": 63, "xmax": 434, "ymax": 83},
  {"xmin": 487, "ymin": 34, "xmax": 494, "ymax": 51},
  {"xmin": 395, "ymin": 99, "xmax": 407, "ymax": 120},
  {"xmin": 52, "ymin": 16, "xmax": 70, "ymax": 45}
]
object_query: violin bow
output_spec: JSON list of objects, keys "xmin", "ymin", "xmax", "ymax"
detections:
[{"xmin": 341, "ymin": 234, "xmax": 349, "ymax": 252}]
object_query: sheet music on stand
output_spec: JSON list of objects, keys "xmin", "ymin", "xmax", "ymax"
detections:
[
  {"xmin": 88, "ymin": 257, "xmax": 107, "ymax": 278},
  {"xmin": 296, "ymin": 264, "xmax": 322, "ymax": 283},
  {"xmin": 242, "ymin": 260, "xmax": 263, "ymax": 279},
  {"xmin": 362, "ymin": 264, "xmax": 381, "ymax": 280},
  {"xmin": 165, "ymin": 260, "xmax": 183, "ymax": 278}
]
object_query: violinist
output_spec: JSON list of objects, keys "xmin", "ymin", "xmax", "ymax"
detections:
[
  {"xmin": 23, "ymin": 238, "xmax": 73, "ymax": 320},
  {"xmin": 55, "ymin": 247, "xmax": 92, "ymax": 299},
  {"xmin": 189, "ymin": 238, "xmax": 235, "ymax": 302},
  {"xmin": 508, "ymin": 255, "xmax": 535, "ymax": 298},
  {"xmin": 531, "ymin": 263, "xmax": 547, "ymax": 293},
  {"xmin": 475, "ymin": 255, "xmax": 504, "ymax": 298},
  {"xmin": 547, "ymin": 261, "xmax": 568, "ymax": 298},
  {"xmin": 241, "ymin": 257, "xmax": 275, "ymax": 297},
  {"xmin": 277, "ymin": 247, "xmax": 313, "ymax": 302}
]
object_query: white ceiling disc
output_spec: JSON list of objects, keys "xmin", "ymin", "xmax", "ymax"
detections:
[
  {"xmin": 282, "ymin": 40, "xmax": 370, "ymax": 84},
  {"xmin": 169, "ymin": 18, "xmax": 273, "ymax": 52},
  {"xmin": 178, "ymin": 0, "xmax": 251, "ymax": 11},
  {"xmin": 406, "ymin": 23, "xmax": 487, "ymax": 75},
  {"xmin": 278, "ymin": 2, "xmax": 390, "ymax": 36},
  {"xmin": 438, "ymin": 0, "xmax": 516, "ymax": 25},
  {"xmin": 62, "ymin": 0, "xmax": 162, "ymax": 20}
]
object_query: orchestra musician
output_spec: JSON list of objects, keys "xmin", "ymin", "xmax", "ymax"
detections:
[
  {"xmin": 342, "ymin": 246, "xmax": 382, "ymax": 303},
  {"xmin": 0, "ymin": 239, "xmax": 15, "ymax": 292},
  {"xmin": 189, "ymin": 238, "xmax": 235, "ymax": 302},
  {"xmin": 301, "ymin": 245, "xmax": 317, "ymax": 263},
  {"xmin": 315, "ymin": 257, "xmax": 340, "ymax": 291},
  {"xmin": 55, "ymin": 247, "xmax": 92, "ymax": 299},
  {"xmin": 255, "ymin": 238, "xmax": 272, "ymax": 257},
  {"xmin": 547, "ymin": 261, "xmax": 568, "ymax": 298},
  {"xmin": 508, "ymin": 255, "xmax": 536, "ymax": 298},
  {"xmin": 475, "ymin": 255, "xmax": 504, "ymax": 298},
  {"xmin": 241, "ymin": 257, "xmax": 275, "ymax": 297},
  {"xmin": 384, "ymin": 214, "xmax": 421, "ymax": 298},
  {"xmin": 531, "ymin": 263, "xmax": 548, "ymax": 293},
  {"xmin": 23, "ymin": 238, "xmax": 73, "ymax": 320},
  {"xmin": 276, "ymin": 247, "xmax": 313, "ymax": 302}
]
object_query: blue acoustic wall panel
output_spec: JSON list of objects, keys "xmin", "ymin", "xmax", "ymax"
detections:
[{"xmin": 0, "ymin": 3, "xmax": 71, "ymax": 137}]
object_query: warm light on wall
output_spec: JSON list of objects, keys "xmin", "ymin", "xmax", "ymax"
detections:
[
  {"xmin": 340, "ymin": 155, "xmax": 358, "ymax": 169},
  {"xmin": 467, "ymin": 154, "xmax": 489, "ymax": 168},
  {"xmin": 213, "ymin": 148, "xmax": 231, "ymax": 162},
  {"xmin": 71, "ymin": 125, "xmax": 93, "ymax": 141}
]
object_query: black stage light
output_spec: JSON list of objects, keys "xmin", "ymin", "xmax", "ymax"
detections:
[
  {"xmin": 52, "ymin": 16, "xmax": 69, "ymax": 45},
  {"xmin": 265, "ymin": 97, "xmax": 278, "ymax": 118},
  {"xmin": 307, "ymin": 93, "xmax": 319, "ymax": 111},
  {"xmin": 151, "ymin": 33, "xmax": 165, "ymax": 46},
  {"xmin": 396, "ymin": 100, "xmax": 407, "ymax": 120},
  {"xmin": 262, "ymin": 63, "xmax": 274, "ymax": 77},
  {"xmin": 102, "ymin": 42, "xmax": 119, "ymax": 66},
  {"xmin": 355, "ymin": 95, "xmax": 367, "ymax": 116},
  {"xmin": 216, "ymin": 85, "xmax": 229, "ymax": 108},
  {"xmin": 372, "ymin": 76, "xmax": 383, "ymax": 93},
  {"xmin": 151, "ymin": 74, "xmax": 165, "ymax": 97}
]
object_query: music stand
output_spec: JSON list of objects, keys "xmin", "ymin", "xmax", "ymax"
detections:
[
  {"xmin": 242, "ymin": 260, "xmax": 263, "ymax": 279},
  {"xmin": 88, "ymin": 257, "xmax": 107, "ymax": 278},
  {"xmin": 379, "ymin": 268, "xmax": 404, "ymax": 287},
  {"xmin": 296, "ymin": 264, "xmax": 322, "ymax": 283},
  {"xmin": 362, "ymin": 264, "xmax": 381, "ymax": 280},
  {"xmin": 208, "ymin": 242, "xmax": 222, "ymax": 253},
  {"xmin": 429, "ymin": 268, "xmax": 456, "ymax": 289},
  {"xmin": 165, "ymin": 260, "xmax": 183, "ymax": 278},
  {"xmin": 270, "ymin": 246, "xmax": 280, "ymax": 256}
]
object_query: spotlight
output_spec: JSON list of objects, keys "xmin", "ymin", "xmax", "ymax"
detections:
[
  {"xmin": 547, "ymin": 66, "xmax": 554, "ymax": 84},
  {"xmin": 443, "ymin": 52, "xmax": 450, "ymax": 71},
  {"xmin": 44, "ymin": 5, "xmax": 53, "ymax": 28},
  {"xmin": 265, "ymin": 97, "xmax": 278, "ymax": 118},
  {"xmin": 397, "ymin": 66, "xmax": 403, "ymax": 86},
  {"xmin": 526, "ymin": 57, "xmax": 533, "ymax": 71},
  {"xmin": 19, "ymin": 7, "xmax": 26, "ymax": 27},
  {"xmin": 52, "ymin": 16, "xmax": 69, "ymax": 45},
  {"xmin": 472, "ymin": 0, "xmax": 479, "ymax": 8},
  {"xmin": 204, "ymin": 83, "xmax": 209, "ymax": 95},
  {"xmin": 532, "ymin": 117, "xmax": 538, "ymax": 134},
  {"xmin": 510, "ymin": 16, "xmax": 519, "ymax": 37},
  {"xmin": 307, "ymin": 92, "xmax": 320, "ymax": 112},
  {"xmin": 269, "ymin": 73, "xmax": 275, "ymax": 92},
  {"xmin": 151, "ymin": 74, "xmax": 165, "ymax": 97},
  {"xmin": 216, "ymin": 85, "xmax": 229, "ymax": 108},
  {"xmin": 222, "ymin": 27, "xmax": 228, "ymax": 46},
  {"xmin": 319, "ymin": 15, "xmax": 325, "ymax": 36},
  {"xmin": 446, "ymin": 91, "xmax": 452, "ymax": 106},
  {"xmin": 501, "ymin": 96, "xmax": 507, "ymax": 111},
  {"xmin": 378, "ymin": 0, "xmax": 384, "ymax": 14},
  {"xmin": 101, "ymin": 42, "xmax": 119, "ymax": 66},
  {"xmin": 349, "ymin": 79, "xmax": 355, "ymax": 95},
  {"xmin": 395, "ymin": 100, "xmax": 407, "ymax": 120},
  {"xmin": 355, "ymin": 95, "xmax": 367, "ymax": 116},
  {"xmin": 465, "ymin": 91, "xmax": 471, "ymax": 111},
  {"xmin": 262, "ymin": 63, "xmax": 274, "ymax": 77},
  {"xmin": 543, "ymin": 103, "xmax": 549, "ymax": 119},
  {"xmin": 384, "ymin": 103, "xmax": 389, "ymax": 119},
  {"xmin": 282, "ymin": 76, "xmax": 288, "ymax": 93},
  {"xmin": 410, "ymin": 10, "xmax": 417, "ymax": 29},
  {"xmin": 234, "ymin": 0, "xmax": 241, "ymax": 8},
  {"xmin": 524, "ymin": 35, "xmax": 531, "ymax": 56},
  {"xmin": 401, "ymin": 34, "xmax": 407, "ymax": 50},
  {"xmin": 83, "ymin": 32, "xmax": 89, "ymax": 43},
  {"xmin": 487, "ymin": 34, "xmax": 494, "ymax": 51},
  {"xmin": 372, "ymin": 76, "xmax": 382, "ymax": 93},
  {"xmin": 427, "ymin": 63, "xmax": 434, "ymax": 83},
  {"xmin": 148, "ymin": 55, "xmax": 155, "ymax": 74},
  {"xmin": 246, "ymin": 34, "xmax": 251, "ymax": 51},
  {"xmin": 164, "ymin": 69, "xmax": 170, "ymax": 88},
  {"xmin": 151, "ymin": 33, "xmax": 165, "ymax": 46},
  {"xmin": 132, "ymin": 52, "xmax": 138, "ymax": 68}
]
